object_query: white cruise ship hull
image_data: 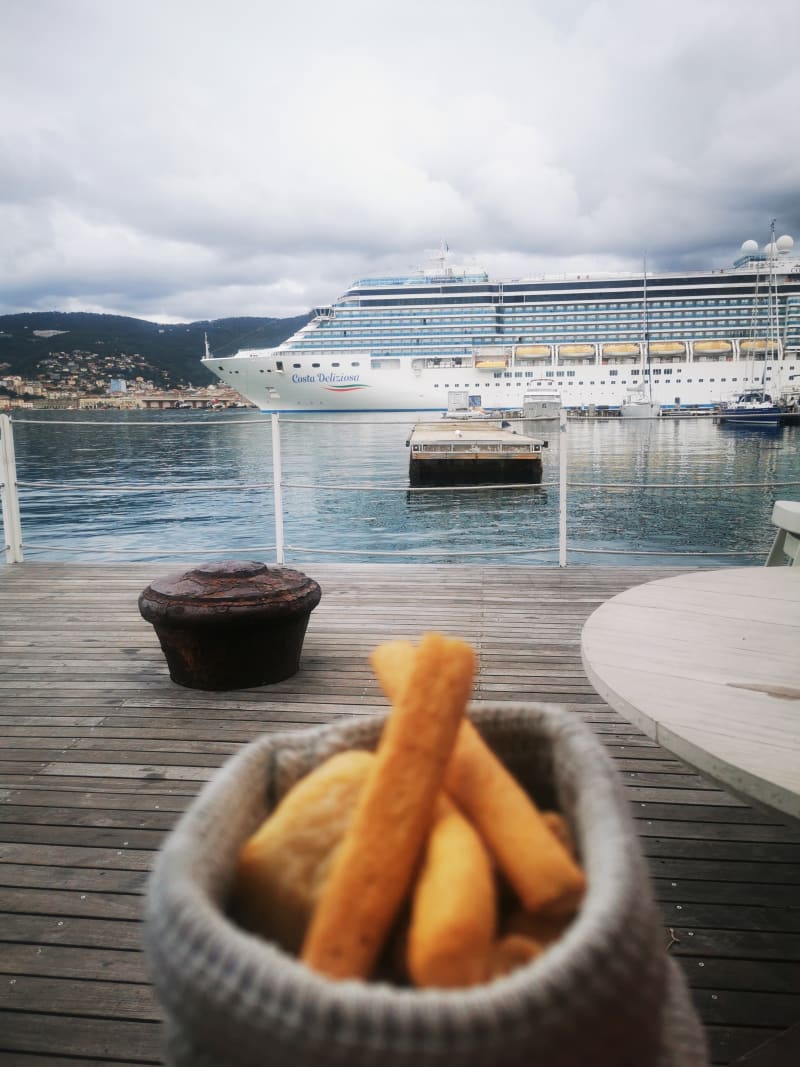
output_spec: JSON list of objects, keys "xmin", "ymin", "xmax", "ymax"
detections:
[
  {"xmin": 203, "ymin": 239, "xmax": 800, "ymax": 414},
  {"xmin": 204, "ymin": 347, "xmax": 797, "ymax": 414}
]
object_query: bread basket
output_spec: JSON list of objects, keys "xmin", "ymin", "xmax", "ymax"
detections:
[{"xmin": 144, "ymin": 703, "xmax": 708, "ymax": 1066}]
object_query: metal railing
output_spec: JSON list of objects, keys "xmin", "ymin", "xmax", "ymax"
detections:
[{"xmin": 2, "ymin": 411, "xmax": 798, "ymax": 566}]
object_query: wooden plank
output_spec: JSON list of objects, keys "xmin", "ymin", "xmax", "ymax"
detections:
[
  {"xmin": 0, "ymin": 1011, "xmax": 161, "ymax": 1062},
  {"xmin": 730, "ymin": 1022, "xmax": 800, "ymax": 1066},
  {"xmin": 0, "ymin": 886, "xmax": 143, "ymax": 921},
  {"xmin": 1, "ymin": 561, "xmax": 798, "ymax": 1067},
  {"xmin": 0, "ymin": 975, "xmax": 159, "ymax": 1020}
]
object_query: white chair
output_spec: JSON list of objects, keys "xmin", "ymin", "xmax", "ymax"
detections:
[{"xmin": 765, "ymin": 500, "xmax": 800, "ymax": 566}]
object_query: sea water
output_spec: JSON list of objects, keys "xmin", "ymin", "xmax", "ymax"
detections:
[{"xmin": 5, "ymin": 410, "xmax": 799, "ymax": 566}]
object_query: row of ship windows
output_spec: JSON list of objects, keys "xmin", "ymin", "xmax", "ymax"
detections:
[
  {"xmin": 295, "ymin": 332, "xmax": 790, "ymax": 351},
  {"xmin": 305, "ymin": 317, "xmax": 797, "ymax": 335},
  {"xmin": 302, "ymin": 325, "xmax": 786, "ymax": 344},
  {"xmin": 432, "ymin": 377, "xmax": 762, "ymax": 388},
  {"xmin": 335, "ymin": 298, "xmax": 781, "ymax": 317},
  {"xmin": 239, "ymin": 362, "xmax": 792, "ymax": 378},
  {"xmin": 315, "ymin": 318, "xmax": 781, "ymax": 333},
  {"xmin": 489, "ymin": 367, "xmax": 784, "ymax": 378},
  {"xmin": 323, "ymin": 313, "xmax": 785, "ymax": 330}
]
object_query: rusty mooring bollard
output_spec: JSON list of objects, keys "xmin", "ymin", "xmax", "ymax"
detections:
[{"xmin": 138, "ymin": 561, "xmax": 321, "ymax": 690}]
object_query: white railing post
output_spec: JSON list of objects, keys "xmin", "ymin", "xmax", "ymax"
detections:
[
  {"xmin": 271, "ymin": 413, "xmax": 285, "ymax": 564},
  {"xmin": 0, "ymin": 413, "xmax": 24, "ymax": 563},
  {"xmin": 558, "ymin": 407, "xmax": 568, "ymax": 567}
]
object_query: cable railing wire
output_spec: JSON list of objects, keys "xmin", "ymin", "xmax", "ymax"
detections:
[
  {"xmin": 2, "ymin": 409, "xmax": 794, "ymax": 566},
  {"xmin": 13, "ymin": 476, "xmax": 800, "ymax": 494}
]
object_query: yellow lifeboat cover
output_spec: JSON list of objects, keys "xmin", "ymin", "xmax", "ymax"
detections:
[
  {"xmin": 559, "ymin": 344, "xmax": 594, "ymax": 356},
  {"xmin": 648, "ymin": 341, "xmax": 686, "ymax": 355},
  {"xmin": 694, "ymin": 340, "xmax": 733, "ymax": 353},
  {"xmin": 602, "ymin": 343, "xmax": 640, "ymax": 356}
]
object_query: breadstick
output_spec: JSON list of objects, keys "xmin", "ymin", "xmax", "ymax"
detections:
[
  {"xmin": 541, "ymin": 810, "xmax": 577, "ymax": 858},
  {"xmin": 487, "ymin": 934, "xmax": 544, "ymax": 979},
  {"xmin": 445, "ymin": 719, "xmax": 586, "ymax": 914},
  {"xmin": 503, "ymin": 904, "xmax": 575, "ymax": 946},
  {"xmin": 370, "ymin": 639, "xmax": 415, "ymax": 701},
  {"xmin": 406, "ymin": 794, "xmax": 495, "ymax": 988},
  {"xmin": 370, "ymin": 644, "xmax": 586, "ymax": 916},
  {"xmin": 301, "ymin": 633, "xmax": 475, "ymax": 979}
]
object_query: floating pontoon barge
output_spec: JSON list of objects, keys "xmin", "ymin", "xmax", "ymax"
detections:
[{"xmin": 408, "ymin": 420, "xmax": 547, "ymax": 486}]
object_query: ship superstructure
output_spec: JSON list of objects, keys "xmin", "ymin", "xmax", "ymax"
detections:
[{"xmin": 203, "ymin": 236, "xmax": 800, "ymax": 413}]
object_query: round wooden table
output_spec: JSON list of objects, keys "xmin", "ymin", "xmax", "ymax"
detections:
[{"xmin": 581, "ymin": 567, "xmax": 800, "ymax": 821}]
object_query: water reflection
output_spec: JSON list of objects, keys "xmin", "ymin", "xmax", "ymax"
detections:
[{"xmin": 5, "ymin": 410, "xmax": 798, "ymax": 565}]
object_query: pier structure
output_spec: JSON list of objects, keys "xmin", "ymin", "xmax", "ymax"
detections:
[
  {"xmin": 0, "ymin": 562, "xmax": 798, "ymax": 1064},
  {"xmin": 408, "ymin": 420, "xmax": 547, "ymax": 486}
]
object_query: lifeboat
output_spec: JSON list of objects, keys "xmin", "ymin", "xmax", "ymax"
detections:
[
  {"xmin": 515, "ymin": 344, "xmax": 551, "ymax": 359},
  {"xmin": 474, "ymin": 346, "xmax": 510, "ymax": 369},
  {"xmin": 558, "ymin": 343, "xmax": 595, "ymax": 358},
  {"xmin": 740, "ymin": 339, "xmax": 781, "ymax": 354},
  {"xmin": 602, "ymin": 342, "xmax": 640, "ymax": 358},
  {"xmin": 694, "ymin": 340, "xmax": 733, "ymax": 356},
  {"xmin": 648, "ymin": 341, "xmax": 686, "ymax": 357}
]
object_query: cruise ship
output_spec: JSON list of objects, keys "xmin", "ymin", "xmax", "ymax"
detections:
[{"xmin": 203, "ymin": 234, "xmax": 800, "ymax": 413}]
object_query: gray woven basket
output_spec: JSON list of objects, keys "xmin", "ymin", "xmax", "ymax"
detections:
[{"xmin": 144, "ymin": 703, "xmax": 709, "ymax": 1066}]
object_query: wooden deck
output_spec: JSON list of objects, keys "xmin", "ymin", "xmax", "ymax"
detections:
[{"xmin": 1, "ymin": 562, "xmax": 798, "ymax": 1066}]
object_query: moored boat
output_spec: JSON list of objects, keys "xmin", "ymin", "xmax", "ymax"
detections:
[
  {"xmin": 620, "ymin": 385, "xmax": 662, "ymax": 419},
  {"xmin": 715, "ymin": 222, "xmax": 791, "ymax": 428},
  {"xmin": 522, "ymin": 379, "xmax": 562, "ymax": 422},
  {"xmin": 715, "ymin": 389, "xmax": 784, "ymax": 427}
]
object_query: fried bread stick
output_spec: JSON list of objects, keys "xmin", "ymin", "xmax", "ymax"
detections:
[
  {"xmin": 301, "ymin": 633, "xmax": 475, "ymax": 979},
  {"xmin": 406, "ymin": 793, "xmax": 495, "ymax": 988},
  {"xmin": 371, "ymin": 641, "xmax": 586, "ymax": 916}
]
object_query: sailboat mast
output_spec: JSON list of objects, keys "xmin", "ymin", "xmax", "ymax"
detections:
[
  {"xmin": 766, "ymin": 218, "xmax": 777, "ymax": 388},
  {"xmin": 643, "ymin": 254, "xmax": 652, "ymax": 403}
]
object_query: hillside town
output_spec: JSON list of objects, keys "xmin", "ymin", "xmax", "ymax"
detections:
[{"xmin": 0, "ymin": 343, "xmax": 251, "ymax": 410}]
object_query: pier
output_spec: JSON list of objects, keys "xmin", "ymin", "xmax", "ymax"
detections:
[{"xmin": 1, "ymin": 562, "xmax": 798, "ymax": 1064}]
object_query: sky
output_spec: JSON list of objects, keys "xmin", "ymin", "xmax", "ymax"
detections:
[{"xmin": 2, "ymin": 0, "xmax": 799, "ymax": 324}]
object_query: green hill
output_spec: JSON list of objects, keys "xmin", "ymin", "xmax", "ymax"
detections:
[{"xmin": 0, "ymin": 311, "xmax": 311, "ymax": 386}]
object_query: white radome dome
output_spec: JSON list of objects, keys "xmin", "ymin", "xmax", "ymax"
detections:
[
  {"xmin": 776, "ymin": 234, "xmax": 794, "ymax": 252},
  {"xmin": 764, "ymin": 241, "xmax": 779, "ymax": 256},
  {"xmin": 741, "ymin": 239, "xmax": 759, "ymax": 253}
]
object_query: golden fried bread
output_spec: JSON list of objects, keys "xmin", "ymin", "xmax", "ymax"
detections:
[{"xmin": 233, "ymin": 749, "xmax": 374, "ymax": 953}]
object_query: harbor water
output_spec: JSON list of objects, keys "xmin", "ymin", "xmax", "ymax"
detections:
[{"xmin": 5, "ymin": 410, "xmax": 799, "ymax": 566}]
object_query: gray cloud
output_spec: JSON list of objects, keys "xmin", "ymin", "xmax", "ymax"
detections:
[{"xmin": 2, "ymin": 0, "xmax": 799, "ymax": 322}]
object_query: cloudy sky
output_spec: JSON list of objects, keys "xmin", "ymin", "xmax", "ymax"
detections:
[{"xmin": 2, "ymin": 0, "xmax": 799, "ymax": 323}]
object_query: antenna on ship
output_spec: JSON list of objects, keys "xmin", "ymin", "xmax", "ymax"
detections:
[
  {"xmin": 203, "ymin": 331, "xmax": 211, "ymax": 360},
  {"xmin": 423, "ymin": 240, "xmax": 451, "ymax": 277},
  {"xmin": 438, "ymin": 239, "xmax": 450, "ymax": 273}
]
